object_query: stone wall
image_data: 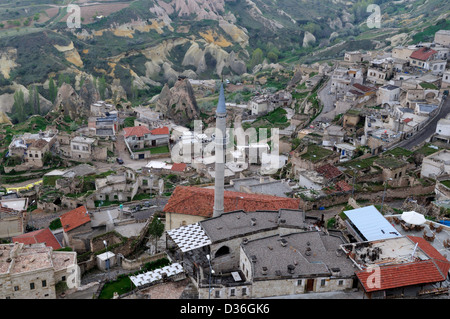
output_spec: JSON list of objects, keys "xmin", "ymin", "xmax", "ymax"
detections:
[
  {"xmin": 298, "ymin": 183, "xmax": 436, "ymax": 211},
  {"xmin": 120, "ymin": 252, "xmax": 168, "ymax": 270}
]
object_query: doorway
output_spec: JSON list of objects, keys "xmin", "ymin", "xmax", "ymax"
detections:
[{"xmin": 306, "ymin": 279, "xmax": 314, "ymax": 292}]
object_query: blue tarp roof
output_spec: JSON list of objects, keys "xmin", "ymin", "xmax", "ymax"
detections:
[{"xmin": 345, "ymin": 205, "xmax": 402, "ymax": 241}]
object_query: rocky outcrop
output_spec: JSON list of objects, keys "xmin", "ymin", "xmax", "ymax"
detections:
[
  {"xmin": 53, "ymin": 83, "xmax": 88, "ymax": 120},
  {"xmin": 182, "ymin": 41, "xmax": 247, "ymax": 76},
  {"xmin": 155, "ymin": 77, "xmax": 200, "ymax": 126},
  {"xmin": 303, "ymin": 31, "xmax": 316, "ymax": 48},
  {"xmin": 79, "ymin": 79, "xmax": 101, "ymax": 107},
  {"xmin": 0, "ymin": 111, "xmax": 11, "ymax": 125}
]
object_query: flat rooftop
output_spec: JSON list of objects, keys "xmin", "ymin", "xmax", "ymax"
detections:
[
  {"xmin": 200, "ymin": 209, "xmax": 307, "ymax": 243},
  {"xmin": 242, "ymin": 231, "xmax": 355, "ymax": 279}
]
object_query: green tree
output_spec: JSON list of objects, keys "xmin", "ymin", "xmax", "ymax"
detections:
[
  {"xmin": 148, "ymin": 216, "xmax": 164, "ymax": 253},
  {"xmin": 48, "ymin": 77, "xmax": 57, "ymax": 103},
  {"xmin": 250, "ymin": 48, "xmax": 264, "ymax": 69},
  {"xmin": 98, "ymin": 76, "xmax": 107, "ymax": 100},
  {"xmin": 267, "ymin": 51, "xmax": 278, "ymax": 63},
  {"xmin": 12, "ymin": 90, "xmax": 26, "ymax": 122},
  {"xmin": 35, "ymin": 86, "xmax": 41, "ymax": 114}
]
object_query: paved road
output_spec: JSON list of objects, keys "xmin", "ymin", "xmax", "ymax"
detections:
[
  {"xmin": 395, "ymin": 95, "xmax": 450, "ymax": 150},
  {"xmin": 313, "ymin": 78, "xmax": 337, "ymax": 123}
]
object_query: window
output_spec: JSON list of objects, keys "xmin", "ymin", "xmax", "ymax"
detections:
[
  {"xmin": 297, "ymin": 279, "xmax": 303, "ymax": 286},
  {"xmin": 14, "ymin": 286, "xmax": 19, "ymax": 291},
  {"xmin": 42, "ymin": 280, "xmax": 47, "ymax": 287},
  {"xmin": 29, "ymin": 154, "xmax": 33, "ymax": 157},
  {"xmin": 242, "ymin": 287, "xmax": 247, "ymax": 296},
  {"xmin": 320, "ymin": 279, "xmax": 326, "ymax": 287},
  {"xmin": 62, "ymin": 276, "xmax": 66, "ymax": 282},
  {"xmin": 230, "ymin": 288, "xmax": 235, "ymax": 297},
  {"xmin": 338, "ymin": 280, "xmax": 344, "ymax": 286},
  {"xmin": 30, "ymin": 283, "xmax": 35, "ymax": 290},
  {"xmin": 215, "ymin": 290, "xmax": 220, "ymax": 298}
]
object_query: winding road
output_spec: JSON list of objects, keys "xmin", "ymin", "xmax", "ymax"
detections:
[{"xmin": 395, "ymin": 95, "xmax": 450, "ymax": 150}]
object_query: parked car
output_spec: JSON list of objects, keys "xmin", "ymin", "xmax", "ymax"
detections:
[{"xmin": 116, "ymin": 158, "xmax": 124, "ymax": 164}]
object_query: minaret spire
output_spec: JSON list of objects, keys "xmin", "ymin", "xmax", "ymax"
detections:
[{"xmin": 213, "ymin": 81, "xmax": 227, "ymax": 217}]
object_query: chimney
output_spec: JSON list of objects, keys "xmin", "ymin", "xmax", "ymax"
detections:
[
  {"xmin": 250, "ymin": 218, "xmax": 257, "ymax": 226},
  {"xmin": 280, "ymin": 238, "xmax": 288, "ymax": 247},
  {"xmin": 287, "ymin": 264, "xmax": 295, "ymax": 274},
  {"xmin": 331, "ymin": 268, "xmax": 341, "ymax": 276},
  {"xmin": 262, "ymin": 266, "xmax": 268, "ymax": 275}
]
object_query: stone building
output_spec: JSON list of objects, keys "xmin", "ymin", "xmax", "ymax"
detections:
[
  {"xmin": 166, "ymin": 209, "xmax": 355, "ymax": 299},
  {"xmin": 0, "ymin": 198, "xmax": 28, "ymax": 239},
  {"xmin": 344, "ymin": 51, "xmax": 363, "ymax": 63},
  {"xmin": 435, "ymin": 30, "xmax": 450, "ymax": 46},
  {"xmin": 124, "ymin": 126, "xmax": 170, "ymax": 160},
  {"xmin": 289, "ymin": 144, "xmax": 340, "ymax": 174},
  {"xmin": 421, "ymin": 149, "xmax": 450, "ymax": 179},
  {"xmin": 70, "ymin": 136, "xmax": 96, "ymax": 160},
  {"xmin": 59, "ymin": 206, "xmax": 92, "ymax": 253},
  {"xmin": 163, "ymin": 186, "xmax": 300, "ymax": 231},
  {"xmin": 0, "ymin": 242, "xmax": 80, "ymax": 299}
]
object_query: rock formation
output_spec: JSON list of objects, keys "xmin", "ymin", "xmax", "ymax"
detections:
[
  {"xmin": 53, "ymin": 83, "xmax": 89, "ymax": 120},
  {"xmin": 155, "ymin": 77, "xmax": 200, "ymax": 126}
]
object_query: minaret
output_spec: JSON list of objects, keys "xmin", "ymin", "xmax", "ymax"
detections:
[{"xmin": 213, "ymin": 82, "xmax": 227, "ymax": 218}]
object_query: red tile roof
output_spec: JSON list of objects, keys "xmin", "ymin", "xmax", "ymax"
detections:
[
  {"xmin": 316, "ymin": 164, "xmax": 342, "ymax": 180},
  {"xmin": 123, "ymin": 126, "xmax": 151, "ymax": 138},
  {"xmin": 410, "ymin": 47, "xmax": 437, "ymax": 61},
  {"xmin": 356, "ymin": 236, "xmax": 450, "ymax": 293},
  {"xmin": 171, "ymin": 163, "xmax": 187, "ymax": 172},
  {"xmin": 336, "ymin": 180, "xmax": 353, "ymax": 192},
  {"xmin": 403, "ymin": 118, "xmax": 413, "ymax": 123},
  {"xmin": 408, "ymin": 236, "xmax": 450, "ymax": 276},
  {"xmin": 356, "ymin": 260, "xmax": 445, "ymax": 293},
  {"xmin": 60, "ymin": 206, "xmax": 91, "ymax": 232},
  {"xmin": 150, "ymin": 126, "xmax": 169, "ymax": 135},
  {"xmin": 352, "ymin": 83, "xmax": 376, "ymax": 93},
  {"xmin": 13, "ymin": 228, "xmax": 62, "ymax": 250},
  {"xmin": 163, "ymin": 186, "xmax": 300, "ymax": 218}
]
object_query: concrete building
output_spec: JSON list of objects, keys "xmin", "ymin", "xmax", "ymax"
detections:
[
  {"xmin": 0, "ymin": 242, "xmax": 80, "ymax": 299},
  {"xmin": 433, "ymin": 115, "xmax": 450, "ymax": 144},
  {"xmin": 434, "ymin": 30, "xmax": 450, "ymax": 47},
  {"xmin": 26, "ymin": 139, "xmax": 49, "ymax": 168},
  {"xmin": 224, "ymin": 176, "xmax": 293, "ymax": 198},
  {"xmin": 409, "ymin": 47, "xmax": 438, "ymax": 71},
  {"xmin": 366, "ymin": 58, "xmax": 394, "ymax": 85},
  {"xmin": 344, "ymin": 51, "xmax": 363, "ymax": 63},
  {"xmin": 377, "ymin": 85, "xmax": 401, "ymax": 106},
  {"xmin": 124, "ymin": 126, "xmax": 170, "ymax": 160},
  {"xmin": 249, "ymin": 96, "xmax": 270, "ymax": 115},
  {"xmin": 70, "ymin": 136, "xmax": 96, "ymax": 160},
  {"xmin": 442, "ymin": 70, "xmax": 450, "ymax": 89},
  {"xmin": 421, "ymin": 149, "xmax": 450, "ymax": 179},
  {"xmin": 0, "ymin": 198, "xmax": 28, "ymax": 239},
  {"xmin": 330, "ymin": 67, "xmax": 364, "ymax": 95}
]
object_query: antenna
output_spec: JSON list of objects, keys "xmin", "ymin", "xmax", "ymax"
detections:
[{"xmin": 410, "ymin": 242, "xmax": 418, "ymax": 260}]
